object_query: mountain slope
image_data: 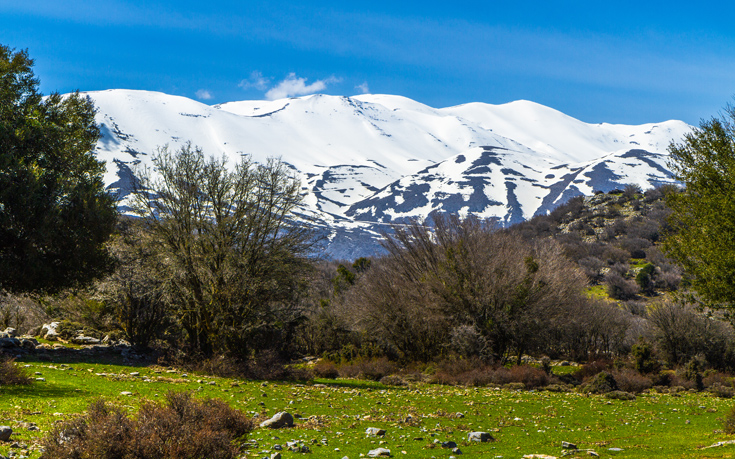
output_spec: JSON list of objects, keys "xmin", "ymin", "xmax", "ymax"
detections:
[{"xmin": 84, "ymin": 89, "xmax": 690, "ymax": 257}]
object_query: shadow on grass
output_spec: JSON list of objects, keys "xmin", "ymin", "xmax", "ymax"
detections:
[
  {"xmin": 0, "ymin": 383, "xmax": 90, "ymax": 399},
  {"xmin": 312, "ymin": 378, "xmax": 409, "ymax": 391},
  {"xmin": 17, "ymin": 353, "xmax": 153, "ymax": 368}
]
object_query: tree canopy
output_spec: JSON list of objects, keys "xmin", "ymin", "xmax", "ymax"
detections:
[
  {"xmin": 664, "ymin": 103, "xmax": 735, "ymax": 308},
  {"xmin": 0, "ymin": 45, "xmax": 117, "ymax": 293}
]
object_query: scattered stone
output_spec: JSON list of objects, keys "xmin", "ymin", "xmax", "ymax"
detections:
[
  {"xmin": 270, "ymin": 453, "xmax": 282, "ymax": 459},
  {"xmin": 2, "ymin": 328, "xmax": 17, "ymax": 338},
  {"xmin": 441, "ymin": 441, "xmax": 457, "ymax": 449},
  {"xmin": 608, "ymin": 447, "xmax": 623, "ymax": 451},
  {"xmin": 0, "ymin": 426, "xmax": 11, "ymax": 441},
  {"xmin": 452, "ymin": 447, "xmax": 462, "ymax": 454},
  {"xmin": 454, "ymin": 412, "xmax": 464, "ymax": 418},
  {"xmin": 367, "ymin": 447, "xmax": 391, "ymax": 457},
  {"xmin": 588, "ymin": 452, "xmax": 599, "ymax": 457},
  {"xmin": 130, "ymin": 372, "xmax": 140, "ymax": 376},
  {"xmin": 120, "ymin": 391, "xmax": 133, "ymax": 396},
  {"xmin": 522, "ymin": 455, "xmax": 557, "ymax": 459},
  {"xmin": 561, "ymin": 441, "xmax": 577, "ymax": 450},
  {"xmin": 366, "ymin": 427, "xmax": 387, "ymax": 436},
  {"xmin": 260, "ymin": 412, "xmax": 294, "ymax": 429},
  {"xmin": 467, "ymin": 432, "xmax": 494, "ymax": 442}
]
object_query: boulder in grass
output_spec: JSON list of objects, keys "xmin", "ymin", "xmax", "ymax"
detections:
[
  {"xmin": 0, "ymin": 426, "xmax": 11, "ymax": 442},
  {"xmin": 367, "ymin": 447, "xmax": 391, "ymax": 457},
  {"xmin": 72, "ymin": 335, "xmax": 101, "ymax": 345},
  {"xmin": 1, "ymin": 328, "xmax": 17, "ymax": 338},
  {"xmin": 259, "ymin": 412, "xmax": 294, "ymax": 429},
  {"xmin": 0, "ymin": 338, "xmax": 19, "ymax": 348},
  {"xmin": 561, "ymin": 441, "xmax": 577, "ymax": 449},
  {"xmin": 366, "ymin": 427, "xmax": 387, "ymax": 436},
  {"xmin": 467, "ymin": 431, "xmax": 494, "ymax": 442},
  {"xmin": 40, "ymin": 322, "xmax": 59, "ymax": 340}
]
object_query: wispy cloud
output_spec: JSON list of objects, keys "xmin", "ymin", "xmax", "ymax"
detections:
[
  {"xmin": 265, "ymin": 73, "xmax": 341, "ymax": 100},
  {"xmin": 238, "ymin": 71, "xmax": 270, "ymax": 91},
  {"xmin": 195, "ymin": 89, "xmax": 213, "ymax": 100},
  {"xmin": 355, "ymin": 82, "xmax": 370, "ymax": 94}
]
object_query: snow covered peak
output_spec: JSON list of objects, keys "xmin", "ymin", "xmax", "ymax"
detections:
[{"xmin": 83, "ymin": 89, "xmax": 691, "ymax": 258}]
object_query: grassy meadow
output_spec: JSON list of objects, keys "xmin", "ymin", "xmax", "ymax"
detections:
[{"xmin": 3, "ymin": 359, "xmax": 735, "ymax": 459}]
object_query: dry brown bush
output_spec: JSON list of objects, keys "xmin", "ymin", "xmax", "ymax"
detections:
[
  {"xmin": 611, "ymin": 368, "xmax": 653, "ymax": 393},
  {"xmin": 0, "ymin": 292, "xmax": 48, "ymax": 334},
  {"xmin": 0, "ymin": 357, "xmax": 32, "ymax": 385},
  {"xmin": 162, "ymin": 350, "xmax": 311, "ymax": 381},
  {"xmin": 574, "ymin": 359, "xmax": 614, "ymax": 380},
  {"xmin": 341, "ymin": 215, "xmax": 589, "ymax": 363},
  {"xmin": 337, "ymin": 357, "xmax": 398, "ymax": 381},
  {"xmin": 431, "ymin": 360, "xmax": 549, "ymax": 388},
  {"xmin": 312, "ymin": 360, "xmax": 339, "ymax": 379},
  {"xmin": 41, "ymin": 392, "xmax": 253, "ymax": 459}
]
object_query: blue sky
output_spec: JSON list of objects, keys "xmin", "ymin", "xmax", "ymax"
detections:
[{"xmin": 2, "ymin": 1, "xmax": 734, "ymax": 124}]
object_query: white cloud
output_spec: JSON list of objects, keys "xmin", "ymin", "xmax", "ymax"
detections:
[
  {"xmin": 238, "ymin": 71, "xmax": 270, "ymax": 91},
  {"xmin": 265, "ymin": 73, "xmax": 341, "ymax": 100},
  {"xmin": 355, "ymin": 82, "xmax": 370, "ymax": 94},
  {"xmin": 195, "ymin": 89, "xmax": 213, "ymax": 100}
]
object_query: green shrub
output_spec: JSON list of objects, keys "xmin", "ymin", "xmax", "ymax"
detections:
[
  {"xmin": 605, "ymin": 390, "xmax": 636, "ymax": 401},
  {"xmin": 631, "ymin": 340, "xmax": 659, "ymax": 373},
  {"xmin": 55, "ymin": 320, "xmax": 103, "ymax": 340},
  {"xmin": 635, "ymin": 263, "xmax": 656, "ymax": 294},
  {"xmin": 40, "ymin": 391, "xmax": 253, "ymax": 459},
  {"xmin": 379, "ymin": 374, "xmax": 407, "ymax": 386},
  {"xmin": 724, "ymin": 406, "xmax": 735, "ymax": 434},
  {"xmin": 584, "ymin": 371, "xmax": 618, "ymax": 394},
  {"xmin": 685, "ymin": 357, "xmax": 704, "ymax": 391}
]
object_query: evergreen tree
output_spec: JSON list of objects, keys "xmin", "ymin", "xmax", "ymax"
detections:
[
  {"xmin": 0, "ymin": 45, "xmax": 116, "ymax": 293},
  {"xmin": 664, "ymin": 103, "xmax": 735, "ymax": 308}
]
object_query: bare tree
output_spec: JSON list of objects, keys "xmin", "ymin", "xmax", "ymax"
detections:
[
  {"xmin": 132, "ymin": 143, "xmax": 316, "ymax": 357},
  {"xmin": 342, "ymin": 215, "xmax": 589, "ymax": 363}
]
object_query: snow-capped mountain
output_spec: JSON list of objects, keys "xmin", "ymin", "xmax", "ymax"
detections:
[{"xmin": 86, "ymin": 89, "xmax": 691, "ymax": 258}]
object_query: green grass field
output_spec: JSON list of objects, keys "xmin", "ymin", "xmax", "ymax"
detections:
[{"xmin": 3, "ymin": 359, "xmax": 735, "ymax": 459}]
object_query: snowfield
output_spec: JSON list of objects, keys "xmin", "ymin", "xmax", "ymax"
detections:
[{"xmin": 85, "ymin": 89, "xmax": 691, "ymax": 258}]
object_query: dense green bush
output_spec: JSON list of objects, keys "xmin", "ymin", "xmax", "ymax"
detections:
[
  {"xmin": 584, "ymin": 371, "xmax": 618, "ymax": 394},
  {"xmin": 631, "ymin": 340, "xmax": 659, "ymax": 374}
]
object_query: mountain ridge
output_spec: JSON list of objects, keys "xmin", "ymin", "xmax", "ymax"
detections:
[{"xmin": 83, "ymin": 89, "xmax": 691, "ymax": 258}]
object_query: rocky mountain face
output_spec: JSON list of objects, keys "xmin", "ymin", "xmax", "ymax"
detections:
[{"xmin": 84, "ymin": 89, "xmax": 690, "ymax": 259}]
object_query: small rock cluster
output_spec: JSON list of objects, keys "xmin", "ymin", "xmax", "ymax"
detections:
[{"xmin": 0, "ymin": 324, "xmax": 143, "ymax": 361}]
